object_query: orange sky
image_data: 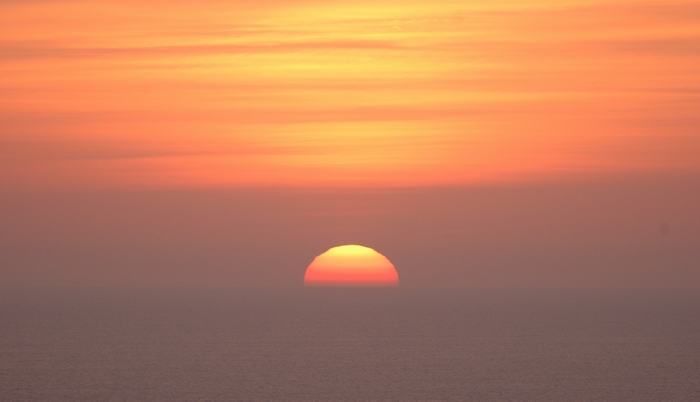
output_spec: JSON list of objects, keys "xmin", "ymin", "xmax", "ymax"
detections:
[{"xmin": 2, "ymin": 0, "xmax": 699, "ymax": 189}]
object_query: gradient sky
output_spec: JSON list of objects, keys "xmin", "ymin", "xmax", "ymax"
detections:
[{"xmin": 1, "ymin": 0, "xmax": 699, "ymax": 287}]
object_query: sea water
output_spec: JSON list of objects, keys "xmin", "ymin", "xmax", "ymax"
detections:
[{"xmin": 1, "ymin": 288, "xmax": 699, "ymax": 401}]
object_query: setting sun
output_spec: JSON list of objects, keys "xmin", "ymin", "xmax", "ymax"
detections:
[{"xmin": 304, "ymin": 245, "xmax": 399, "ymax": 287}]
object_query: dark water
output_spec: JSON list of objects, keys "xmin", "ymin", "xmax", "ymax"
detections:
[{"xmin": 1, "ymin": 288, "xmax": 699, "ymax": 401}]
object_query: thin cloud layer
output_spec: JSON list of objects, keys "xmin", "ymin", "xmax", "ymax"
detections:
[{"xmin": 1, "ymin": 0, "xmax": 699, "ymax": 188}]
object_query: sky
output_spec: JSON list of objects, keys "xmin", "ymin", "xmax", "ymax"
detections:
[{"xmin": 1, "ymin": 0, "xmax": 699, "ymax": 287}]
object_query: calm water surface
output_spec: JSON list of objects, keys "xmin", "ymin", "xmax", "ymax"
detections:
[{"xmin": 1, "ymin": 288, "xmax": 699, "ymax": 401}]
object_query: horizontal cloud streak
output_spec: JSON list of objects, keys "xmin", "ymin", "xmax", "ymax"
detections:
[{"xmin": 0, "ymin": 40, "xmax": 407, "ymax": 61}]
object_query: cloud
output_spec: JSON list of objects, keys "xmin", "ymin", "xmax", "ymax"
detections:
[
  {"xmin": 1, "ymin": 0, "xmax": 699, "ymax": 189},
  {"xmin": 0, "ymin": 40, "xmax": 405, "ymax": 61}
]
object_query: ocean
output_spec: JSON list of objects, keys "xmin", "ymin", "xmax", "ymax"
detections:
[{"xmin": 1, "ymin": 288, "xmax": 699, "ymax": 401}]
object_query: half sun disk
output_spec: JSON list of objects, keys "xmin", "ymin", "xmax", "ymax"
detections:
[{"xmin": 304, "ymin": 245, "xmax": 399, "ymax": 286}]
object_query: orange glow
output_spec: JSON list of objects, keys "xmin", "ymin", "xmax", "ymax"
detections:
[
  {"xmin": 304, "ymin": 245, "xmax": 399, "ymax": 286},
  {"xmin": 1, "ymin": 1, "xmax": 699, "ymax": 189}
]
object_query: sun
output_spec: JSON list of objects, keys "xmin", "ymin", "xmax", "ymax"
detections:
[{"xmin": 304, "ymin": 245, "xmax": 399, "ymax": 286}]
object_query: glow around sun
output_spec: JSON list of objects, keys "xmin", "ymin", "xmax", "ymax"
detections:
[{"xmin": 304, "ymin": 245, "xmax": 399, "ymax": 287}]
